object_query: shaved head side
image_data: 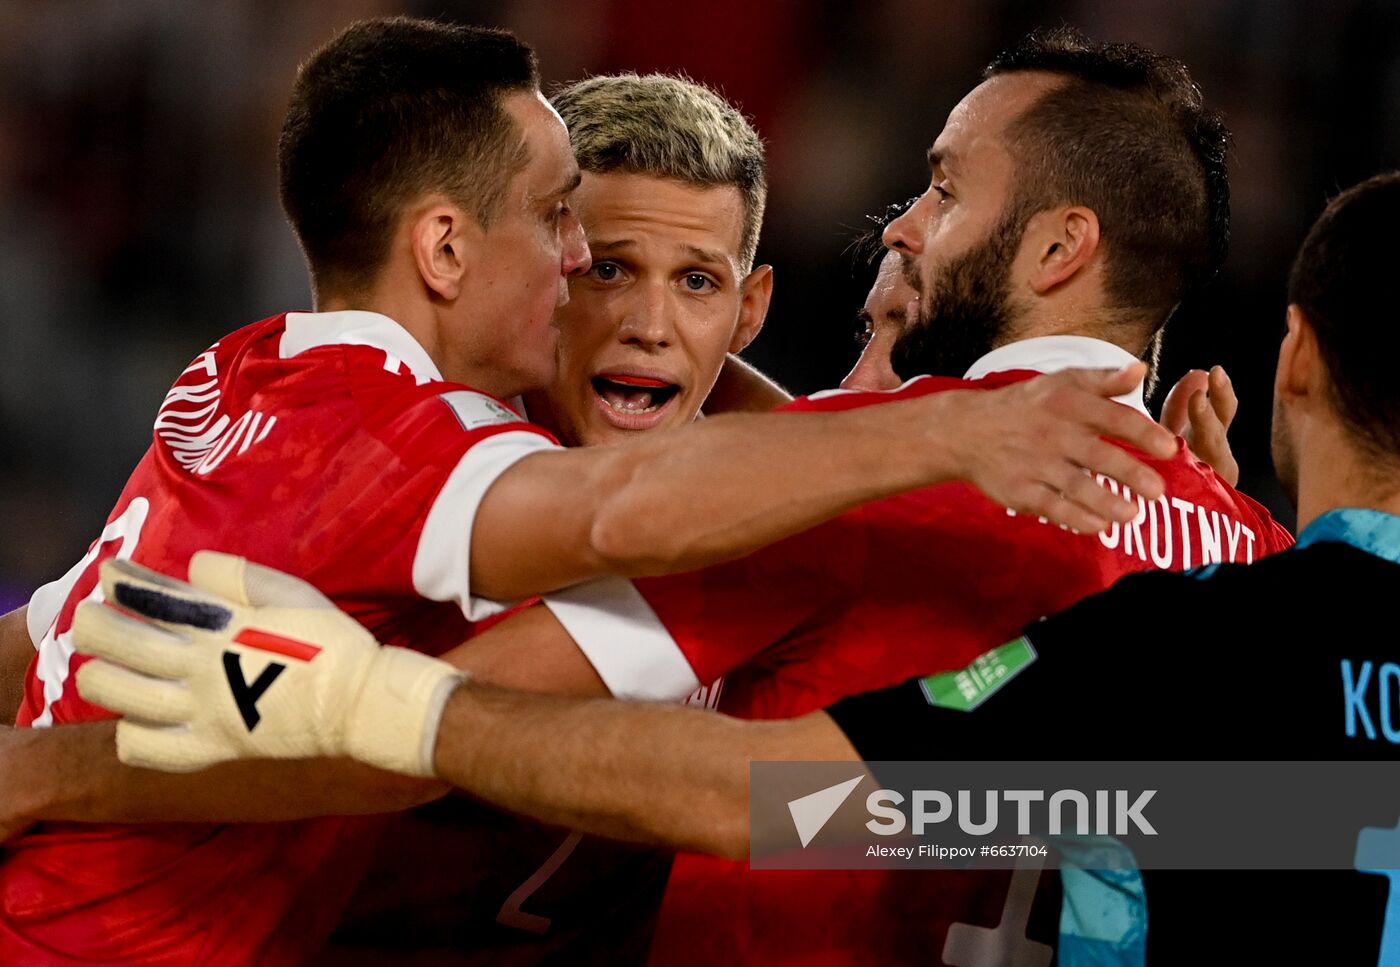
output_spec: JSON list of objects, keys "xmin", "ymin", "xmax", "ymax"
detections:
[
  {"xmin": 985, "ymin": 28, "xmax": 1230, "ymax": 329},
  {"xmin": 280, "ymin": 17, "xmax": 539, "ymax": 298}
]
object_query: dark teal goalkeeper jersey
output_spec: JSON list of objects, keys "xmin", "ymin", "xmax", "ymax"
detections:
[{"xmin": 827, "ymin": 507, "xmax": 1400, "ymax": 966}]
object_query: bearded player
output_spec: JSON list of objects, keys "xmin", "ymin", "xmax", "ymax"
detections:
[{"xmin": 528, "ymin": 30, "xmax": 1294, "ymax": 965}]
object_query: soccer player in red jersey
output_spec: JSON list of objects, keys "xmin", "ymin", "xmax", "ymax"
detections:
[
  {"xmin": 324, "ymin": 72, "xmax": 781, "ymax": 963},
  {"xmin": 0, "ymin": 19, "xmax": 1174, "ymax": 967}
]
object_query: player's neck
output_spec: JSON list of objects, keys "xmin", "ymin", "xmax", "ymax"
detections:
[
  {"xmin": 315, "ymin": 287, "xmax": 470, "ymax": 389},
  {"xmin": 1008, "ymin": 300, "xmax": 1151, "ymax": 357},
  {"xmin": 1294, "ymin": 429, "xmax": 1400, "ymax": 533}
]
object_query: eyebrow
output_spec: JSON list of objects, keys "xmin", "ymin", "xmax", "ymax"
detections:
[
  {"xmin": 682, "ymin": 244, "xmax": 732, "ymax": 270},
  {"xmin": 537, "ymin": 169, "xmax": 582, "ymax": 203},
  {"xmin": 590, "ymin": 239, "xmax": 737, "ymax": 274},
  {"xmin": 927, "ymin": 147, "xmax": 955, "ymax": 175},
  {"xmin": 588, "ymin": 238, "xmax": 639, "ymax": 256}
]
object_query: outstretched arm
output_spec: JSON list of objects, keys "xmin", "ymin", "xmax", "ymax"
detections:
[
  {"xmin": 0, "ymin": 608, "xmax": 596, "ymax": 837},
  {"xmin": 472, "ymin": 364, "xmax": 1177, "ymax": 600},
  {"xmin": 430, "ymin": 681, "xmax": 851, "ymax": 859},
  {"xmin": 0, "ymin": 721, "xmax": 442, "ymax": 835},
  {"xmin": 0, "ymin": 584, "xmax": 609, "ymax": 839},
  {"xmin": 64, "ymin": 553, "xmax": 855, "ymax": 860},
  {"xmin": 1, "ymin": 586, "xmax": 448, "ymax": 838}
]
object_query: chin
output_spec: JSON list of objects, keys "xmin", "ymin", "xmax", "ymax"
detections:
[
  {"xmin": 580, "ymin": 405, "xmax": 695, "ymax": 447},
  {"xmin": 513, "ymin": 355, "xmax": 561, "ymax": 398}
]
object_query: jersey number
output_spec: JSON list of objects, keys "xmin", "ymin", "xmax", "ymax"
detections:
[{"xmin": 496, "ymin": 832, "xmax": 582, "ymax": 934}]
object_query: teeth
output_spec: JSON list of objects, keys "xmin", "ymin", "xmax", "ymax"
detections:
[{"xmin": 600, "ymin": 386, "xmax": 658, "ymax": 413}]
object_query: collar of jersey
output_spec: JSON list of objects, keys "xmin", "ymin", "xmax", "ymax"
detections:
[
  {"xmin": 962, "ymin": 336, "xmax": 1149, "ymax": 417},
  {"xmin": 1296, "ymin": 507, "xmax": 1400, "ymax": 564},
  {"xmin": 282, "ymin": 310, "xmax": 443, "ymax": 383}
]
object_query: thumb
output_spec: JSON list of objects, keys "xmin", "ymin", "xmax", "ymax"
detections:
[
  {"xmin": 1208, "ymin": 365, "xmax": 1239, "ymax": 428},
  {"xmin": 189, "ymin": 551, "xmax": 334, "ymax": 611},
  {"xmin": 1160, "ymin": 370, "xmax": 1208, "ymax": 436}
]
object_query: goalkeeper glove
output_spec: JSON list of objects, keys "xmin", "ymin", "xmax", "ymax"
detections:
[{"xmin": 72, "ymin": 551, "xmax": 461, "ymax": 776}]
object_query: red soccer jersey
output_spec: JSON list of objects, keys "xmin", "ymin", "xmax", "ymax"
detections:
[
  {"xmin": 4, "ymin": 310, "xmax": 557, "ymax": 966},
  {"xmin": 544, "ymin": 356, "xmax": 1294, "ymax": 966}
]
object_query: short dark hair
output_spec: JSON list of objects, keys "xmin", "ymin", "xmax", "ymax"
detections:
[
  {"xmin": 1288, "ymin": 171, "xmax": 1400, "ymax": 459},
  {"xmin": 985, "ymin": 27, "xmax": 1230, "ymax": 329},
  {"xmin": 278, "ymin": 17, "xmax": 539, "ymax": 296}
]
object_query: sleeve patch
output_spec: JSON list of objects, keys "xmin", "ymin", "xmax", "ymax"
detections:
[
  {"xmin": 440, "ymin": 390, "xmax": 525, "ymax": 432},
  {"xmin": 918, "ymin": 636, "xmax": 1038, "ymax": 712}
]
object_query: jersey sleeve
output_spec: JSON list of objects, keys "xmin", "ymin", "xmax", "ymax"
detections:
[
  {"xmin": 26, "ymin": 554, "xmax": 90, "ymax": 648},
  {"xmin": 398, "ymin": 390, "xmax": 559, "ymax": 622},
  {"xmin": 781, "ymin": 375, "xmax": 963, "ymax": 414},
  {"xmin": 823, "ymin": 568, "xmax": 1196, "ymax": 760},
  {"xmin": 543, "ymin": 515, "xmax": 867, "ymax": 701}
]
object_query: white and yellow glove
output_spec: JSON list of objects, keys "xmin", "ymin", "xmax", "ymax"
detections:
[{"xmin": 72, "ymin": 551, "xmax": 462, "ymax": 776}]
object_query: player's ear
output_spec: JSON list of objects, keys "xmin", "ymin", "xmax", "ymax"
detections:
[
  {"xmin": 409, "ymin": 199, "xmax": 477, "ymax": 301},
  {"xmin": 1277, "ymin": 304, "xmax": 1322, "ymax": 405},
  {"xmin": 1025, "ymin": 205, "xmax": 1101, "ymax": 295},
  {"xmin": 730, "ymin": 264, "xmax": 774, "ymax": 353}
]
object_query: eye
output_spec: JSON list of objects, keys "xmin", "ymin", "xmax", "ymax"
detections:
[
  {"xmin": 854, "ymin": 313, "xmax": 874, "ymax": 348},
  {"xmin": 589, "ymin": 261, "xmax": 624, "ymax": 283},
  {"xmin": 932, "ymin": 184, "xmax": 952, "ymax": 202},
  {"xmin": 550, "ymin": 203, "xmax": 571, "ymax": 224},
  {"xmin": 681, "ymin": 273, "xmax": 716, "ymax": 293}
]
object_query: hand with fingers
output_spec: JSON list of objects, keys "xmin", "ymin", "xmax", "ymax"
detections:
[
  {"xmin": 938, "ymin": 362, "xmax": 1177, "ymax": 533},
  {"xmin": 1161, "ymin": 365, "xmax": 1240, "ymax": 486},
  {"xmin": 72, "ymin": 553, "xmax": 461, "ymax": 776}
]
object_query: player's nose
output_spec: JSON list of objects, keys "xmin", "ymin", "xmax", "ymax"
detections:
[
  {"xmin": 840, "ymin": 342, "xmax": 901, "ymax": 392},
  {"xmin": 562, "ymin": 213, "xmax": 591, "ymax": 277},
  {"xmin": 882, "ymin": 200, "xmax": 924, "ymax": 255},
  {"xmin": 618, "ymin": 283, "xmax": 675, "ymax": 348}
]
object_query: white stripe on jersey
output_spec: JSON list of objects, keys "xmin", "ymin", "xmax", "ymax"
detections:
[{"xmin": 411, "ymin": 429, "xmax": 558, "ymax": 623}]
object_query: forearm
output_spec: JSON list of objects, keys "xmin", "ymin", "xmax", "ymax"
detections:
[
  {"xmin": 473, "ymin": 368, "xmax": 1175, "ymax": 600},
  {"xmin": 1, "ymin": 721, "xmax": 445, "ymax": 827},
  {"xmin": 588, "ymin": 401, "xmax": 964, "ymax": 574},
  {"xmin": 430, "ymin": 680, "xmax": 857, "ymax": 860},
  {"xmin": 474, "ymin": 400, "xmax": 954, "ymax": 599},
  {"xmin": 0, "ymin": 607, "xmax": 33, "ymax": 724},
  {"xmin": 703, "ymin": 353, "xmax": 793, "ymax": 413}
]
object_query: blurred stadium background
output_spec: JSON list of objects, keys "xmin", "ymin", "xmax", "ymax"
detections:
[{"xmin": 3, "ymin": 0, "xmax": 1399, "ymax": 609}]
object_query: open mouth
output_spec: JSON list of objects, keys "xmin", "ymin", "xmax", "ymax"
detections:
[{"xmin": 591, "ymin": 374, "xmax": 681, "ymax": 415}]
